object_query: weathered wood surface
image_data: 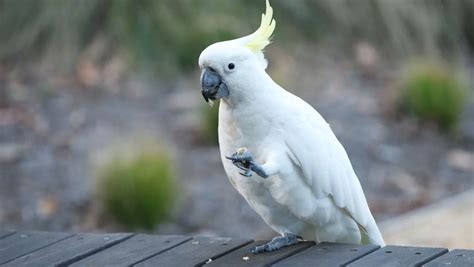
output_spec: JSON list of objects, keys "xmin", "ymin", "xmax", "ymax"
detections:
[
  {"xmin": 0, "ymin": 231, "xmax": 71, "ymax": 265},
  {"xmin": 205, "ymin": 240, "xmax": 314, "ymax": 267},
  {"xmin": 273, "ymin": 242, "xmax": 380, "ymax": 267},
  {"xmin": 423, "ymin": 249, "xmax": 474, "ymax": 267},
  {"xmin": 0, "ymin": 231, "xmax": 472, "ymax": 266},
  {"xmin": 136, "ymin": 236, "xmax": 252, "ymax": 267},
  {"xmin": 348, "ymin": 245, "xmax": 448, "ymax": 267},
  {"xmin": 5, "ymin": 233, "xmax": 131, "ymax": 267},
  {"xmin": 0, "ymin": 231, "xmax": 15, "ymax": 240},
  {"xmin": 71, "ymin": 234, "xmax": 190, "ymax": 266}
]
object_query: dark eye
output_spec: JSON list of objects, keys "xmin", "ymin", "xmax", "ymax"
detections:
[
  {"xmin": 228, "ymin": 63, "xmax": 235, "ymax": 70},
  {"xmin": 208, "ymin": 67, "xmax": 216, "ymax": 72}
]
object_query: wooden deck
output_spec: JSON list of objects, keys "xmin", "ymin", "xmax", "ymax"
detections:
[{"xmin": 0, "ymin": 230, "xmax": 472, "ymax": 266}]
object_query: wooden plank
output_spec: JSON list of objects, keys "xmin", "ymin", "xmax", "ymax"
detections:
[
  {"xmin": 348, "ymin": 245, "xmax": 448, "ymax": 267},
  {"xmin": 135, "ymin": 236, "xmax": 253, "ymax": 267},
  {"xmin": 205, "ymin": 240, "xmax": 315, "ymax": 267},
  {"xmin": 273, "ymin": 242, "xmax": 380, "ymax": 267},
  {"xmin": 70, "ymin": 234, "xmax": 190, "ymax": 267},
  {"xmin": 423, "ymin": 249, "xmax": 474, "ymax": 267},
  {"xmin": 4, "ymin": 232, "xmax": 132, "ymax": 267},
  {"xmin": 0, "ymin": 230, "xmax": 15, "ymax": 239},
  {"xmin": 0, "ymin": 231, "xmax": 72, "ymax": 265}
]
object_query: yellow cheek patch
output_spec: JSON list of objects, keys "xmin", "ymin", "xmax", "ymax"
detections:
[{"xmin": 244, "ymin": 0, "xmax": 276, "ymax": 53}]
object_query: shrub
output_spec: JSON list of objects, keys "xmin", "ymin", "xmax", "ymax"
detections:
[
  {"xmin": 400, "ymin": 62, "xmax": 468, "ymax": 131},
  {"xmin": 96, "ymin": 144, "xmax": 178, "ymax": 230}
]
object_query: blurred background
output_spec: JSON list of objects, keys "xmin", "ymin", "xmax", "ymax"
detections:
[{"xmin": 0, "ymin": 0, "xmax": 473, "ymax": 249}]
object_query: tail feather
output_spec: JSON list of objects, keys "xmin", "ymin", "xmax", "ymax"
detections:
[{"xmin": 359, "ymin": 222, "xmax": 385, "ymax": 246}]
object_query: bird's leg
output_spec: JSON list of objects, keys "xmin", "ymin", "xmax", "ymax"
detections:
[
  {"xmin": 225, "ymin": 148, "xmax": 268, "ymax": 178},
  {"xmin": 249, "ymin": 164, "xmax": 268, "ymax": 178},
  {"xmin": 251, "ymin": 233, "xmax": 300, "ymax": 254}
]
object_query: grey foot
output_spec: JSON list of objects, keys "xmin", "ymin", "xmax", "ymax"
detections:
[
  {"xmin": 251, "ymin": 233, "xmax": 299, "ymax": 254},
  {"xmin": 225, "ymin": 148, "xmax": 268, "ymax": 178}
]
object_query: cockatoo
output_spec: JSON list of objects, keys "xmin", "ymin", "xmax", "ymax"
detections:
[{"xmin": 198, "ymin": 0, "xmax": 385, "ymax": 254}]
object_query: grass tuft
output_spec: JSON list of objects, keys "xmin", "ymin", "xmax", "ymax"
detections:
[
  {"xmin": 96, "ymin": 143, "xmax": 178, "ymax": 230},
  {"xmin": 400, "ymin": 62, "xmax": 468, "ymax": 131}
]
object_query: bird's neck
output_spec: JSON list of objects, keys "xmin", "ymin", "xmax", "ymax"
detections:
[
  {"xmin": 219, "ymin": 91, "xmax": 274, "ymax": 144},
  {"xmin": 219, "ymin": 75, "xmax": 281, "ymax": 141},
  {"xmin": 222, "ymin": 74, "xmax": 280, "ymax": 110}
]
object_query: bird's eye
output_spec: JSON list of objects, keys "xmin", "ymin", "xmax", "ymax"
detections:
[
  {"xmin": 228, "ymin": 63, "xmax": 235, "ymax": 70},
  {"xmin": 208, "ymin": 67, "xmax": 216, "ymax": 72}
]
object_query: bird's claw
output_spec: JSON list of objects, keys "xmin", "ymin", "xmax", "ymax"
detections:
[
  {"xmin": 250, "ymin": 233, "xmax": 299, "ymax": 254},
  {"xmin": 231, "ymin": 161, "xmax": 252, "ymax": 176},
  {"xmin": 225, "ymin": 151, "xmax": 254, "ymax": 165},
  {"xmin": 226, "ymin": 149, "xmax": 255, "ymax": 177},
  {"xmin": 239, "ymin": 170, "xmax": 252, "ymax": 177},
  {"xmin": 226, "ymin": 148, "xmax": 268, "ymax": 178},
  {"xmin": 251, "ymin": 244, "xmax": 270, "ymax": 254}
]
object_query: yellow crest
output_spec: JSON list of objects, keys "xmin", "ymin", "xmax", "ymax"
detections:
[{"xmin": 244, "ymin": 0, "xmax": 276, "ymax": 53}]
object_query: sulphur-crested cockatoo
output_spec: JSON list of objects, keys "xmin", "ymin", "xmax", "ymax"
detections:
[{"xmin": 198, "ymin": 0, "xmax": 385, "ymax": 253}]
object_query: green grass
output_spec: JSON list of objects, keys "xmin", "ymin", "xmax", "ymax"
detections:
[
  {"xmin": 401, "ymin": 62, "xmax": 468, "ymax": 131},
  {"xmin": 97, "ymin": 146, "xmax": 178, "ymax": 230}
]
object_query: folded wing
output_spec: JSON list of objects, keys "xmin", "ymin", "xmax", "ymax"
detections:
[{"xmin": 282, "ymin": 100, "xmax": 385, "ymax": 245}]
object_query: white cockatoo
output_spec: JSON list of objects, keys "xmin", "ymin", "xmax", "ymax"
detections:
[{"xmin": 198, "ymin": 0, "xmax": 385, "ymax": 253}]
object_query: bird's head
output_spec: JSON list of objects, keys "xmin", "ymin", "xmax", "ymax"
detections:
[{"xmin": 198, "ymin": 0, "xmax": 276, "ymax": 104}]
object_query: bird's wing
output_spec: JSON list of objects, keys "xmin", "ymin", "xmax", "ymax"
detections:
[{"xmin": 282, "ymin": 99, "xmax": 384, "ymax": 245}]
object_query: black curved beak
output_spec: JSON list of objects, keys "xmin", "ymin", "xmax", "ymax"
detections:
[{"xmin": 200, "ymin": 69, "xmax": 229, "ymax": 103}]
